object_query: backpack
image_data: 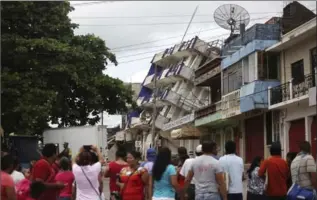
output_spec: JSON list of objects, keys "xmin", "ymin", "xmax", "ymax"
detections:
[{"xmin": 16, "ymin": 178, "xmax": 31, "ymax": 200}]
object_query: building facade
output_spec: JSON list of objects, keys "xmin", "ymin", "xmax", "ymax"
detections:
[
  {"xmin": 123, "ymin": 2, "xmax": 316, "ymax": 162},
  {"xmin": 266, "ymin": 16, "xmax": 316, "ymax": 158},
  {"xmin": 127, "ymin": 36, "xmax": 221, "ymax": 155}
]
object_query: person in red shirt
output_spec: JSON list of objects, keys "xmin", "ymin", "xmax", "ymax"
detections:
[
  {"xmin": 1, "ymin": 154, "xmax": 16, "ymax": 200},
  {"xmin": 105, "ymin": 147, "xmax": 128, "ymax": 200},
  {"xmin": 55, "ymin": 157, "xmax": 74, "ymax": 200},
  {"xmin": 258, "ymin": 142, "xmax": 289, "ymax": 200},
  {"xmin": 117, "ymin": 151, "xmax": 149, "ymax": 200},
  {"xmin": 31, "ymin": 143, "xmax": 65, "ymax": 200}
]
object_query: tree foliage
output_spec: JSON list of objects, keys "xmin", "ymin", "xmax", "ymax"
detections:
[{"xmin": 1, "ymin": 1, "xmax": 134, "ymax": 135}]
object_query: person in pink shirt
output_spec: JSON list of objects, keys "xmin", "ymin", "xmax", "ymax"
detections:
[
  {"xmin": 55, "ymin": 157, "xmax": 75, "ymax": 200},
  {"xmin": 1, "ymin": 154, "xmax": 16, "ymax": 200}
]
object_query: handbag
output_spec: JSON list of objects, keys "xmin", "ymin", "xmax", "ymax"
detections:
[
  {"xmin": 80, "ymin": 167, "xmax": 102, "ymax": 200},
  {"xmin": 286, "ymin": 155, "xmax": 316, "ymax": 200}
]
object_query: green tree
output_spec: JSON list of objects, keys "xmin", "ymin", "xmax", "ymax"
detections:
[{"xmin": 1, "ymin": 1, "xmax": 134, "ymax": 135}]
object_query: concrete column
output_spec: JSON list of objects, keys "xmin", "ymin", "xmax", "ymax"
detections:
[
  {"xmin": 283, "ymin": 121, "xmax": 291, "ymax": 158},
  {"xmin": 263, "ymin": 112, "xmax": 268, "ymax": 158},
  {"xmin": 306, "ymin": 116, "xmax": 313, "ymax": 143}
]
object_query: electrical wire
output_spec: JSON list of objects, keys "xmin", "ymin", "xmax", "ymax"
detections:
[
  {"xmin": 70, "ymin": 11, "xmax": 285, "ymax": 19},
  {"xmin": 116, "ymin": 33, "xmax": 228, "ymax": 59},
  {"xmin": 109, "ymin": 16, "xmax": 272, "ymax": 51},
  {"xmin": 75, "ymin": 16, "xmax": 272, "ymax": 27}
]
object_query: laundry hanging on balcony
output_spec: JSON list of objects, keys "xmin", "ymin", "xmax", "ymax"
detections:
[{"xmin": 170, "ymin": 126, "xmax": 202, "ymax": 139}]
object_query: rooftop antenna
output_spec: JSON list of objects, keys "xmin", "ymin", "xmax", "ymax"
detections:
[
  {"xmin": 214, "ymin": 4, "xmax": 250, "ymax": 36},
  {"xmin": 180, "ymin": 5, "xmax": 199, "ymax": 43}
]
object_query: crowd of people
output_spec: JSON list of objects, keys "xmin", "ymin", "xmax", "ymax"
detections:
[{"xmin": 1, "ymin": 139, "xmax": 317, "ymax": 200}]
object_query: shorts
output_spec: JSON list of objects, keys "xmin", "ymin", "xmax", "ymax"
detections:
[{"xmin": 195, "ymin": 193, "xmax": 221, "ymax": 200}]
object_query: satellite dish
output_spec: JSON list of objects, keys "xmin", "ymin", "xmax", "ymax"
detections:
[{"xmin": 214, "ymin": 4, "xmax": 250, "ymax": 36}]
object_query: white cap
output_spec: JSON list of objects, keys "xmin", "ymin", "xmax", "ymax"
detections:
[{"xmin": 195, "ymin": 145, "xmax": 202, "ymax": 153}]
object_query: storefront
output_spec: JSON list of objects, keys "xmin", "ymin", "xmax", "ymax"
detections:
[{"xmin": 288, "ymin": 118, "xmax": 306, "ymax": 153}]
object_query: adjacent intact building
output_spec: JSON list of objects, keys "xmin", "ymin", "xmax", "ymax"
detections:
[
  {"xmin": 195, "ymin": 20, "xmax": 281, "ymax": 161},
  {"xmin": 266, "ymin": 15, "xmax": 316, "ymax": 158}
]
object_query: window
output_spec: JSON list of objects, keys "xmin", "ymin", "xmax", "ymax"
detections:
[
  {"xmin": 291, "ymin": 59, "xmax": 304, "ymax": 85},
  {"xmin": 311, "ymin": 47, "xmax": 317, "ymax": 86},
  {"xmin": 222, "ymin": 65, "xmax": 242, "ymax": 95},
  {"xmin": 272, "ymin": 111, "xmax": 280, "ymax": 142},
  {"xmin": 266, "ymin": 111, "xmax": 272, "ymax": 145},
  {"xmin": 311, "ymin": 47, "xmax": 317, "ymax": 73}
]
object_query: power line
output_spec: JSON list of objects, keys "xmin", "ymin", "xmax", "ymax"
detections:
[
  {"xmin": 116, "ymin": 33, "xmax": 228, "ymax": 59},
  {"xmin": 71, "ymin": 1, "xmax": 117, "ymax": 6},
  {"xmin": 111, "ymin": 37, "xmax": 225, "ymax": 65},
  {"xmin": 69, "ymin": 11, "xmax": 284, "ymax": 19},
  {"xmin": 111, "ymin": 16, "xmax": 271, "ymax": 51},
  {"xmin": 76, "ymin": 17, "xmax": 272, "ymax": 27}
]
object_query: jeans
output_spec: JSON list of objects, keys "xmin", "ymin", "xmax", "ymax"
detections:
[
  {"xmin": 186, "ymin": 184, "xmax": 195, "ymax": 200},
  {"xmin": 228, "ymin": 193, "xmax": 243, "ymax": 200},
  {"xmin": 195, "ymin": 193, "xmax": 221, "ymax": 200},
  {"xmin": 58, "ymin": 197, "xmax": 71, "ymax": 200}
]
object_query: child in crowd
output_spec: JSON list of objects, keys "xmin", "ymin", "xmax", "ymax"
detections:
[{"xmin": 55, "ymin": 157, "xmax": 74, "ymax": 200}]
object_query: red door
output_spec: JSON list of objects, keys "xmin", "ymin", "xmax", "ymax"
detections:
[
  {"xmin": 311, "ymin": 116, "xmax": 317, "ymax": 159},
  {"xmin": 245, "ymin": 115, "xmax": 264, "ymax": 163},
  {"xmin": 288, "ymin": 119, "xmax": 305, "ymax": 153}
]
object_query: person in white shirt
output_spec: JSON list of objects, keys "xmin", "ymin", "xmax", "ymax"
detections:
[
  {"xmin": 219, "ymin": 140, "xmax": 244, "ymax": 200},
  {"xmin": 180, "ymin": 145, "xmax": 203, "ymax": 200},
  {"xmin": 11, "ymin": 157, "xmax": 25, "ymax": 185}
]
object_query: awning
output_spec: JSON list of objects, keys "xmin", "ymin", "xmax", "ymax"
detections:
[{"xmin": 170, "ymin": 126, "xmax": 202, "ymax": 140}]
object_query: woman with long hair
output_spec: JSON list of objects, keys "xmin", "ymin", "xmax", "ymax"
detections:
[
  {"xmin": 246, "ymin": 156, "xmax": 266, "ymax": 200},
  {"xmin": 72, "ymin": 145, "xmax": 103, "ymax": 200},
  {"xmin": 105, "ymin": 146, "xmax": 128, "ymax": 200},
  {"xmin": 117, "ymin": 151, "xmax": 149, "ymax": 200},
  {"xmin": 150, "ymin": 147, "xmax": 179, "ymax": 200}
]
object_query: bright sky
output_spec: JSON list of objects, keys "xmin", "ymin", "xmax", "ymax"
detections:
[{"xmin": 69, "ymin": 1, "xmax": 316, "ymax": 83}]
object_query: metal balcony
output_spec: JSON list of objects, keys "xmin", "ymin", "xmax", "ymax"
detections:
[
  {"xmin": 151, "ymin": 37, "xmax": 210, "ymax": 67},
  {"xmin": 156, "ymin": 89, "xmax": 200, "ymax": 112},
  {"xmin": 142, "ymin": 74, "xmax": 155, "ymax": 89},
  {"xmin": 221, "ymin": 90, "xmax": 241, "ymax": 118},
  {"xmin": 156, "ymin": 63, "xmax": 194, "ymax": 87},
  {"xmin": 195, "ymin": 101, "xmax": 222, "ymax": 119},
  {"xmin": 268, "ymin": 73, "xmax": 315, "ymax": 109},
  {"xmin": 155, "ymin": 114, "xmax": 170, "ymax": 130}
]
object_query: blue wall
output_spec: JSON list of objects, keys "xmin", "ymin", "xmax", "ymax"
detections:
[
  {"xmin": 221, "ymin": 40, "xmax": 279, "ymax": 70},
  {"xmin": 240, "ymin": 80, "xmax": 280, "ymax": 113},
  {"xmin": 222, "ymin": 23, "xmax": 280, "ymax": 56}
]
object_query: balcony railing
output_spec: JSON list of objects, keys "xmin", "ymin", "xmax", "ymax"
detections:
[
  {"xmin": 159, "ymin": 89, "xmax": 201, "ymax": 112},
  {"xmin": 221, "ymin": 90, "xmax": 241, "ymax": 118},
  {"xmin": 195, "ymin": 101, "xmax": 222, "ymax": 119},
  {"xmin": 151, "ymin": 37, "xmax": 210, "ymax": 66},
  {"xmin": 157, "ymin": 62, "xmax": 194, "ymax": 85},
  {"xmin": 155, "ymin": 114, "xmax": 170, "ymax": 130},
  {"xmin": 194, "ymin": 65, "xmax": 221, "ymax": 86},
  {"xmin": 143, "ymin": 74, "xmax": 155, "ymax": 88},
  {"xmin": 269, "ymin": 73, "xmax": 315, "ymax": 107}
]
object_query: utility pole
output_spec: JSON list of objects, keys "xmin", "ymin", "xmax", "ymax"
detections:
[
  {"xmin": 151, "ymin": 64, "xmax": 158, "ymax": 149},
  {"xmin": 181, "ymin": 5, "xmax": 199, "ymax": 43}
]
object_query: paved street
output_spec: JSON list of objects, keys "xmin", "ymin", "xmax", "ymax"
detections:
[{"xmin": 102, "ymin": 178, "xmax": 248, "ymax": 200}]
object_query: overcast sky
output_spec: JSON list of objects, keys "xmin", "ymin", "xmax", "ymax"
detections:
[{"xmin": 69, "ymin": 1, "xmax": 316, "ymax": 83}]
